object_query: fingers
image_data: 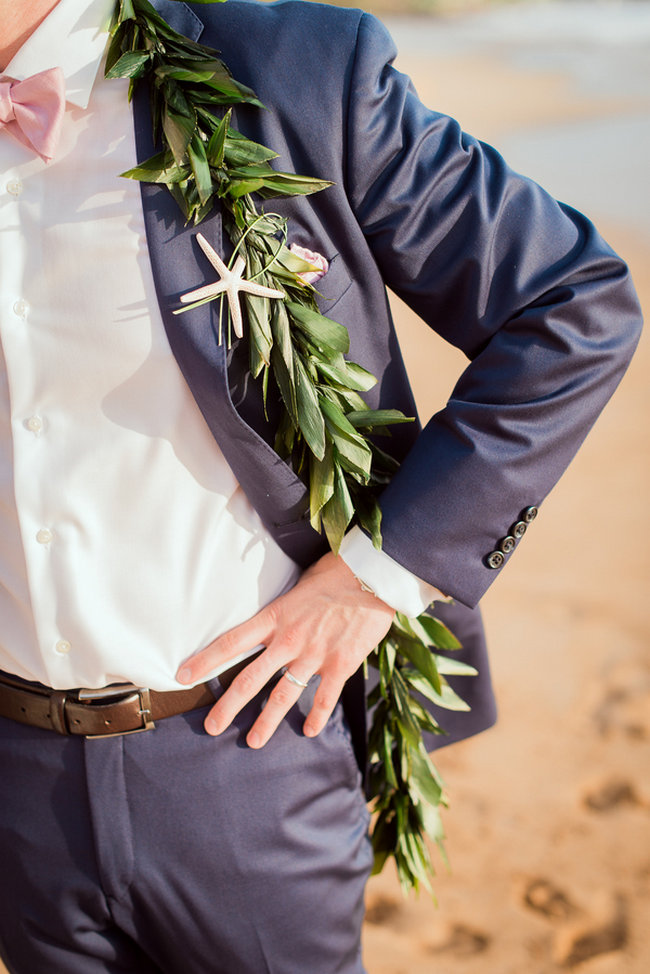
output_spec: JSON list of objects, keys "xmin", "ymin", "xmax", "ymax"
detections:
[
  {"xmin": 206, "ymin": 650, "xmax": 350, "ymax": 751},
  {"xmin": 241, "ymin": 665, "xmax": 318, "ymax": 749},
  {"xmin": 204, "ymin": 647, "xmax": 289, "ymax": 737},
  {"xmin": 187, "ymin": 551, "xmax": 395, "ymax": 748},
  {"xmin": 176, "ymin": 605, "xmax": 275, "ymax": 684},
  {"xmin": 303, "ymin": 679, "xmax": 343, "ymax": 738},
  {"xmin": 205, "ymin": 650, "xmax": 320, "ymax": 748}
]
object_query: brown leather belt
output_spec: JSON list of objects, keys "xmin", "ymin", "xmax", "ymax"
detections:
[{"xmin": 0, "ymin": 657, "xmax": 253, "ymax": 739}]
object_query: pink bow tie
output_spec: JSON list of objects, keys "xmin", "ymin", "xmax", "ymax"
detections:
[{"xmin": 0, "ymin": 66, "xmax": 66, "ymax": 162}]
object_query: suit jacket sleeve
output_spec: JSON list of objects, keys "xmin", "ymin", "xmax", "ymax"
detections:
[{"xmin": 343, "ymin": 13, "xmax": 642, "ymax": 608}]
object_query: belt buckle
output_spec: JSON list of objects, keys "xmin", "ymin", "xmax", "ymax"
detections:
[{"xmin": 77, "ymin": 684, "xmax": 155, "ymax": 739}]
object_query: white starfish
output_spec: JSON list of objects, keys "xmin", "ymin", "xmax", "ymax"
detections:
[{"xmin": 175, "ymin": 233, "xmax": 285, "ymax": 338}]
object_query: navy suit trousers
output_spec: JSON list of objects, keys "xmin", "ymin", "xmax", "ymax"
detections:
[{"xmin": 0, "ymin": 683, "xmax": 372, "ymax": 973}]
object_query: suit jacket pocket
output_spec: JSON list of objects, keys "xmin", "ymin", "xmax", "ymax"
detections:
[{"xmin": 313, "ymin": 252, "xmax": 352, "ymax": 318}]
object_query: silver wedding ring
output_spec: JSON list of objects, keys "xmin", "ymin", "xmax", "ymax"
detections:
[{"xmin": 282, "ymin": 668, "xmax": 310, "ymax": 689}]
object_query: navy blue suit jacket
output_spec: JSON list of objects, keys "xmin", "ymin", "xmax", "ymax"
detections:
[{"xmin": 134, "ymin": 0, "xmax": 642, "ymax": 763}]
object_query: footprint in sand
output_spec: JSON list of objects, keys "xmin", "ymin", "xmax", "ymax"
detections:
[
  {"xmin": 364, "ymin": 894, "xmax": 404, "ymax": 926},
  {"xmin": 553, "ymin": 892, "xmax": 628, "ymax": 968},
  {"xmin": 425, "ymin": 921, "xmax": 490, "ymax": 957},
  {"xmin": 591, "ymin": 657, "xmax": 650, "ymax": 740},
  {"xmin": 366, "ymin": 895, "xmax": 491, "ymax": 959},
  {"xmin": 520, "ymin": 877, "xmax": 578, "ymax": 920},
  {"xmin": 581, "ymin": 776, "xmax": 643, "ymax": 813},
  {"xmin": 520, "ymin": 879, "xmax": 629, "ymax": 967}
]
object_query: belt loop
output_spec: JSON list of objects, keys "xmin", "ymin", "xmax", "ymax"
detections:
[{"xmin": 48, "ymin": 691, "xmax": 69, "ymax": 735}]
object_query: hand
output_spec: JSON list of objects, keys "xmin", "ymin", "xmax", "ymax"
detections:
[{"xmin": 176, "ymin": 552, "xmax": 395, "ymax": 748}]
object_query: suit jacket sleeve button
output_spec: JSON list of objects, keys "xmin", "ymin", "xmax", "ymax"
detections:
[
  {"xmin": 499, "ymin": 536, "xmax": 516, "ymax": 554},
  {"xmin": 522, "ymin": 506, "xmax": 538, "ymax": 523},
  {"xmin": 512, "ymin": 520, "xmax": 527, "ymax": 539},
  {"xmin": 486, "ymin": 550, "xmax": 505, "ymax": 569}
]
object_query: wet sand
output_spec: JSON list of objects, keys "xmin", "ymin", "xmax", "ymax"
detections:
[{"xmin": 363, "ymin": 5, "xmax": 650, "ymax": 972}]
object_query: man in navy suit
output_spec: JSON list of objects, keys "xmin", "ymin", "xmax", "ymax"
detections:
[{"xmin": 0, "ymin": 1, "xmax": 642, "ymax": 971}]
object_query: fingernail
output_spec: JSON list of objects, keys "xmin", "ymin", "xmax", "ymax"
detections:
[
  {"xmin": 304, "ymin": 724, "xmax": 317, "ymax": 738},
  {"xmin": 177, "ymin": 667, "xmax": 192, "ymax": 684},
  {"xmin": 205, "ymin": 719, "xmax": 219, "ymax": 736},
  {"xmin": 247, "ymin": 730, "xmax": 261, "ymax": 749}
]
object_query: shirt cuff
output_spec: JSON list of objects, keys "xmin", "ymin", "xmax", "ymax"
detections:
[{"xmin": 339, "ymin": 526, "xmax": 448, "ymax": 618}]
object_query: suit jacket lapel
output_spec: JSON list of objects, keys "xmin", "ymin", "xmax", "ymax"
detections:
[
  {"xmin": 132, "ymin": 3, "xmax": 325, "ymax": 566},
  {"xmin": 150, "ymin": 0, "xmax": 203, "ymax": 39}
]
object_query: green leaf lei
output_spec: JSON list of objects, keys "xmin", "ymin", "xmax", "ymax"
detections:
[{"xmin": 107, "ymin": 0, "xmax": 476, "ymax": 893}]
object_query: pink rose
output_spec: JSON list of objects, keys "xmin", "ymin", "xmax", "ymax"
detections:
[{"xmin": 289, "ymin": 243, "xmax": 329, "ymax": 284}]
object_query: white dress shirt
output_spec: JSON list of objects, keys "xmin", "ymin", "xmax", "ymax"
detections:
[{"xmin": 0, "ymin": 0, "xmax": 438, "ymax": 692}]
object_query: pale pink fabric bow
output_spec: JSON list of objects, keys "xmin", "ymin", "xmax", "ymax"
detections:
[{"xmin": 0, "ymin": 67, "xmax": 66, "ymax": 162}]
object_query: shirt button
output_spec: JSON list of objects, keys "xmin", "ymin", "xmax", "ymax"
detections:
[
  {"xmin": 36, "ymin": 528, "xmax": 53, "ymax": 545},
  {"xmin": 13, "ymin": 299, "xmax": 29, "ymax": 319},
  {"xmin": 55, "ymin": 639, "xmax": 72, "ymax": 655},
  {"xmin": 6, "ymin": 179, "xmax": 23, "ymax": 196},
  {"xmin": 25, "ymin": 415, "xmax": 44, "ymax": 434}
]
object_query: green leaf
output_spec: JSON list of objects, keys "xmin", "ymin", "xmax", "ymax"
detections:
[
  {"xmin": 404, "ymin": 669, "xmax": 471, "ymax": 712},
  {"xmin": 244, "ymin": 293, "xmax": 273, "ymax": 375},
  {"xmin": 273, "ymin": 410, "xmax": 295, "ymax": 461},
  {"xmin": 224, "ymin": 129, "xmax": 279, "ymax": 166},
  {"xmin": 378, "ymin": 641, "xmax": 396, "ymax": 698},
  {"xmin": 402, "ymin": 829, "xmax": 434, "ymax": 894},
  {"xmin": 338, "ymin": 361, "xmax": 377, "ymax": 393},
  {"xmin": 120, "ymin": 150, "xmax": 189, "ymax": 184},
  {"xmin": 397, "ymin": 635, "xmax": 442, "ymax": 696},
  {"xmin": 433, "ymin": 656, "xmax": 478, "ymax": 678},
  {"xmin": 356, "ymin": 495, "xmax": 383, "ymax": 550},
  {"xmin": 380, "ymin": 724, "xmax": 398, "ymax": 790},
  {"xmin": 105, "ymin": 29, "xmax": 130, "ymax": 75},
  {"xmin": 162, "ymin": 107, "xmax": 195, "ymax": 165},
  {"xmin": 118, "ymin": 0, "xmax": 136, "ymax": 21},
  {"xmin": 314, "ymin": 356, "xmax": 376, "ymax": 393},
  {"xmin": 420, "ymin": 796, "xmax": 446, "ymax": 849},
  {"xmin": 156, "ymin": 59, "xmax": 261, "ymax": 105},
  {"xmin": 188, "ymin": 134, "xmax": 212, "ymax": 205},
  {"xmin": 274, "ymin": 245, "xmax": 322, "ymax": 280},
  {"xmin": 407, "ymin": 746, "xmax": 444, "ymax": 808},
  {"xmin": 309, "ymin": 442, "xmax": 335, "ymax": 530},
  {"xmin": 286, "ymin": 302, "xmax": 349, "ymax": 356},
  {"xmin": 369, "ymin": 442, "xmax": 401, "ymax": 478},
  {"xmin": 255, "ymin": 172, "xmax": 333, "ymax": 199},
  {"xmin": 319, "ymin": 396, "xmax": 372, "ymax": 481},
  {"xmin": 105, "ymin": 50, "xmax": 151, "ymax": 80},
  {"xmin": 295, "ymin": 355, "xmax": 326, "ymax": 461},
  {"xmin": 318, "ymin": 395, "xmax": 365, "ymax": 443},
  {"xmin": 224, "ymin": 179, "xmax": 263, "ymax": 200},
  {"xmin": 269, "ymin": 303, "xmax": 297, "ymax": 425},
  {"xmin": 411, "ymin": 701, "xmax": 446, "ymax": 737},
  {"xmin": 417, "ymin": 614, "xmax": 462, "ymax": 651},
  {"xmin": 162, "ymin": 80, "xmax": 193, "ymax": 118},
  {"xmin": 167, "ymin": 180, "xmax": 191, "ymax": 220},
  {"xmin": 400, "ymin": 614, "xmax": 438, "ymax": 647},
  {"xmin": 206, "ymin": 109, "xmax": 230, "ymax": 167},
  {"xmin": 392, "ymin": 671, "xmax": 423, "ymax": 750},
  {"xmin": 346, "ymin": 409, "xmax": 414, "ymax": 430},
  {"xmin": 321, "ymin": 464, "xmax": 354, "ymax": 552}
]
